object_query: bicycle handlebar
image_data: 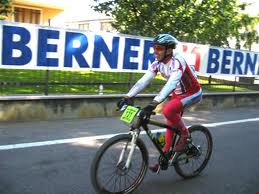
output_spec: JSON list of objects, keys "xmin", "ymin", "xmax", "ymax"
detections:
[{"xmin": 119, "ymin": 105, "xmax": 156, "ymax": 119}]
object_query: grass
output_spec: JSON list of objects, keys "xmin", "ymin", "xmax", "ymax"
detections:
[{"xmin": 0, "ymin": 69, "xmax": 255, "ymax": 95}]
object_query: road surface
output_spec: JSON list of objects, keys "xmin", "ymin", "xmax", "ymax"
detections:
[{"xmin": 0, "ymin": 106, "xmax": 259, "ymax": 194}]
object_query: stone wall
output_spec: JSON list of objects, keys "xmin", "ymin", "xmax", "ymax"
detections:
[{"xmin": 0, "ymin": 92, "xmax": 259, "ymax": 121}]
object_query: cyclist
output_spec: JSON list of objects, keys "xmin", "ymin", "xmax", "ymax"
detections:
[{"xmin": 117, "ymin": 33, "xmax": 202, "ymax": 172}]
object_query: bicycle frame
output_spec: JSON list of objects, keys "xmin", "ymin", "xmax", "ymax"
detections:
[{"xmin": 129, "ymin": 116, "xmax": 182, "ymax": 163}]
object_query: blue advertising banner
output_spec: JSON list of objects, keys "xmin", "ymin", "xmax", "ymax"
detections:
[{"xmin": 0, "ymin": 21, "xmax": 259, "ymax": 77}]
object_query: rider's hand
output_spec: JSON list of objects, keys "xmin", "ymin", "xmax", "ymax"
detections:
[
  {"xmin": 139, "ymin": 101, "xmax": 159, "ymax": 118},
  {"xmin": 117, "ymin": 97, "xmax": 133, "ymax": 110}
]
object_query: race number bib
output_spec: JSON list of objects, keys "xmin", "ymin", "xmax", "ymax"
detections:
[{"xmin": 120, "ymin": 106, "xmax": 139, "ymax": 124}]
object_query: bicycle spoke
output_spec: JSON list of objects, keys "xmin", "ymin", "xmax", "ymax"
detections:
[
  {"xmin": 99, "ymin": 164, "xmax": 116, "ymax": 172},
  {"xmin": 196, "ymin": 157, "xmax": 203, "ymax": 167},
  {"xmin": 194, "ymin": 158, "xmax": 202, "ymax": 169},
  {"xmin": 125, "ymin": 174, "xmax": 132, "ymax": 188},
  {"xmin": 124, "ymin": 173, "xmax": 127, "ymax": 190},
  {"xmin": 113, "ymin": 174, "xmax": 120, "ymax": 192},
  {"xmin": 119, "ymin": 174, "xmax": 122, "ymax": 192},
  {"xmin": 128, "ymin": 170, "xmax": 140, "ymax": 178},
  {"xmin": 128, "ymin": 171, "xmax": 137, "ymax": 182},
  {"xmin": 103, "ymin": 173, "xmax": 117, "ymax": 190},
  {"xmin": 130, "ymin": 167, "xmax": 141, "ymax": 175},
  {"xmin": 101, "ymin": 155, "xmax": 117, "ymax": 166},
  {"xmin": 98, "ymin": 169, "xmax": 116, "ymax": 181},
  {"xmin": 191, "ymin": 159, "xmax": 200, "ymax": 171}
]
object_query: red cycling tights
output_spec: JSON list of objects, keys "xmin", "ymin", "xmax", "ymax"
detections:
[{"xmin": 162, "ymin": 96, "xmax": 188, "ymax": 152}]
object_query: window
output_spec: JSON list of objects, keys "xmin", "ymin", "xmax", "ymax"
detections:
[
  {"xmin": 14, "ymin": 7, "xmax": 41, "ymax": 24},
  {"xmin": 79, "ymin": 23, "xmax": 90, "ymax": 30},
  {"xmin": 100, "ymin": 22, "xmax": 114, "ymax": 32}
]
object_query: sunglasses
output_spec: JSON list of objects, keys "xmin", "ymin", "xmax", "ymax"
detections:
[{"xmin": 153, "ymin": 45, "xmax": 166, "ymax": 51}]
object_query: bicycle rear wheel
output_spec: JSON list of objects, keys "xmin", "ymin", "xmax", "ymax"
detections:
[
  {"xmin": 91, "ymin": 134, "xmax": 148, "ymax": 194},
  {"xmin": 174, "ymin": 125, "xmax": 213, "ymax": 179}
]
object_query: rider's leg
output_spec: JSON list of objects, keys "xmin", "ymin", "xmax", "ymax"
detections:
[
  {"xmin": 163, "ymin": 97, "xmax": 189, "ymax": 152},
  {"xmin": 169, "ymin": 89, "xmax": 203, "ymax": 151},
  {"xmin": 149, "ymin": 98, "xmax": 187, "ymax": 172},
  {"xmin": 149, "ymin": 90, "xmax": 202, "ymax": 172},
  {"xmin": 162, "ymin": 127, "xmax": 173, "ymax": 152}
]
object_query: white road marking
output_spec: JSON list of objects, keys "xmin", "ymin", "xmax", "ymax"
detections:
[{"xmin": 0, "ymin": 117, "xmax": 259, "ymax": 151}]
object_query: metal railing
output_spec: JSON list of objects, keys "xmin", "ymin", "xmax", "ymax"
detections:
[{"xmin": 0, "ymin": 69, "xmax": 258, "ymax": 95}]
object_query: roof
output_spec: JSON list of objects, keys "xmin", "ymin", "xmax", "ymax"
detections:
[{"xmin": 13, "ymin": 0, "xmax": 65, "ymax": 10}]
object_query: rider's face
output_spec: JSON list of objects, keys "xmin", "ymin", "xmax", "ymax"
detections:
[{"xmin": 153, "ymin": 45, "xmax": 172, "ymax": 62}]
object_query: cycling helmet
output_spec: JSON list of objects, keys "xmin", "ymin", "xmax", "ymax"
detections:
[{"xmin": 153, "ymin": 33, "xmax": 178, "ymax": 49}]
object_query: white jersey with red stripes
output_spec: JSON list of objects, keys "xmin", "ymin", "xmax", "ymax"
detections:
[{"xmin": 126, "ymin": 53, "xmax": 201, "ymax": 103}]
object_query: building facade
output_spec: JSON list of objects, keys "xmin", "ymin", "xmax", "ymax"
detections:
[{"xmin": 2, "ymin": 0, "xmax": 64, "ymax": 26}]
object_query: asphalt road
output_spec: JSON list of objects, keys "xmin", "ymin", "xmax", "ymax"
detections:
[{"xmin": 0, "ymin": 106, "xmax": 259, "ymax": 194}]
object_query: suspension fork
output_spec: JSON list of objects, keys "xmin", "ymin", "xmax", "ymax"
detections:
[
  {"xmin": 117, "ymin": 131, "xmax": 139, "ymax": 168},
  {"xmin": 125, "ymin": 131, "xmax": 139, "ymax": 168}
]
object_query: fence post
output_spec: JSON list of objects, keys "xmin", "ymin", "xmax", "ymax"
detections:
[
  {"xmin": 208, "ymin": 75, "xmax": 212, "ymax": 84},
  {"xmin": 44, "ymin": 70, "xmax": 49, "ymax": 95},
  {"xmin": 233, "ymin": 76, "xmax": 237, "ymax": 92},
  {"xmin": 44, "ymin": 19, "xmax": 51, "ymax": 96},
  {"xmin": 128, "ymin": 72, "xmax": 134, "ymax": 90}
]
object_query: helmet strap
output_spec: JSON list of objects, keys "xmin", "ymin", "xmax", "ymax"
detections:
[{"xmin": 159, "ymin": 46, "xmax": 173, "ymax": 63}]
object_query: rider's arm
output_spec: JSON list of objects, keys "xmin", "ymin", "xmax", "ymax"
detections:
[
  {"xmin": 126, "ymin": 70, "xmax": 156, "ymax": 98},
  {"xmin": 153, "ymin": 60, "xmax": 186, "ymax": 103}
]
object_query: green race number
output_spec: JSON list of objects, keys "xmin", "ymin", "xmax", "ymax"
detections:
[{"xmin": 120, "ymin": 106, "xmax": 139, "ymax": 124}]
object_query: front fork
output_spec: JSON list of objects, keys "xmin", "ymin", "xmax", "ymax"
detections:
[{"xmin": 117, "ymin": 131, "xmax": 139, "ymax": 169}]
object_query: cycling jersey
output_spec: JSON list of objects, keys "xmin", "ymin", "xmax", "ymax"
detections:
[{"xmin": 126, "ymin": 54, "xmax": 201, "ymax": 103}]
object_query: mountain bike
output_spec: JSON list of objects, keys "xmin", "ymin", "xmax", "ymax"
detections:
[{"xmin": 91, "ymin": 105, "xmax": 213, "ymax": 194}]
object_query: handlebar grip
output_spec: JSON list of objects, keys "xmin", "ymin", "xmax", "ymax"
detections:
[{"xmin": 116, "ymin": 104, "xmax": 128, "ymax": 112}]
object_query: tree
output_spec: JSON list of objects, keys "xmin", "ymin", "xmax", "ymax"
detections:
[
  {"xmin": 92, "ymin": 0, "xmax": 259, "ymax": 48},
  {"xmin": 238, "ymin": 14, "xmax": 259, "ymax": 50},
  {"xmin": 0, "ymin": 0, "xmax": 13, "ymax": 20}
]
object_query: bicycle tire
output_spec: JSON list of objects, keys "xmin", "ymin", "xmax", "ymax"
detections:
[
  {"xmin": 91, "ymin": 134, "xmax": 148, "ymax": 194},
  {"xmin": 174, "ymin": 125, "xmax": 213, "ymax": 179}
]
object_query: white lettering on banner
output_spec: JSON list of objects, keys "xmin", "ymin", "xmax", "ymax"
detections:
[{"xmin": 0, "ymin": 21, "xmax": 259, "ymax": 77}]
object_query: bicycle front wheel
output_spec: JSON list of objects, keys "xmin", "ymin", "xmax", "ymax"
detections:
[
  {"xmin": 174, "ymin": 125, "xmax": 213, "ymax": 179},
  {"xmin": 91, "ymin": 134, "xmax": 148, "ymax": 194}
]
